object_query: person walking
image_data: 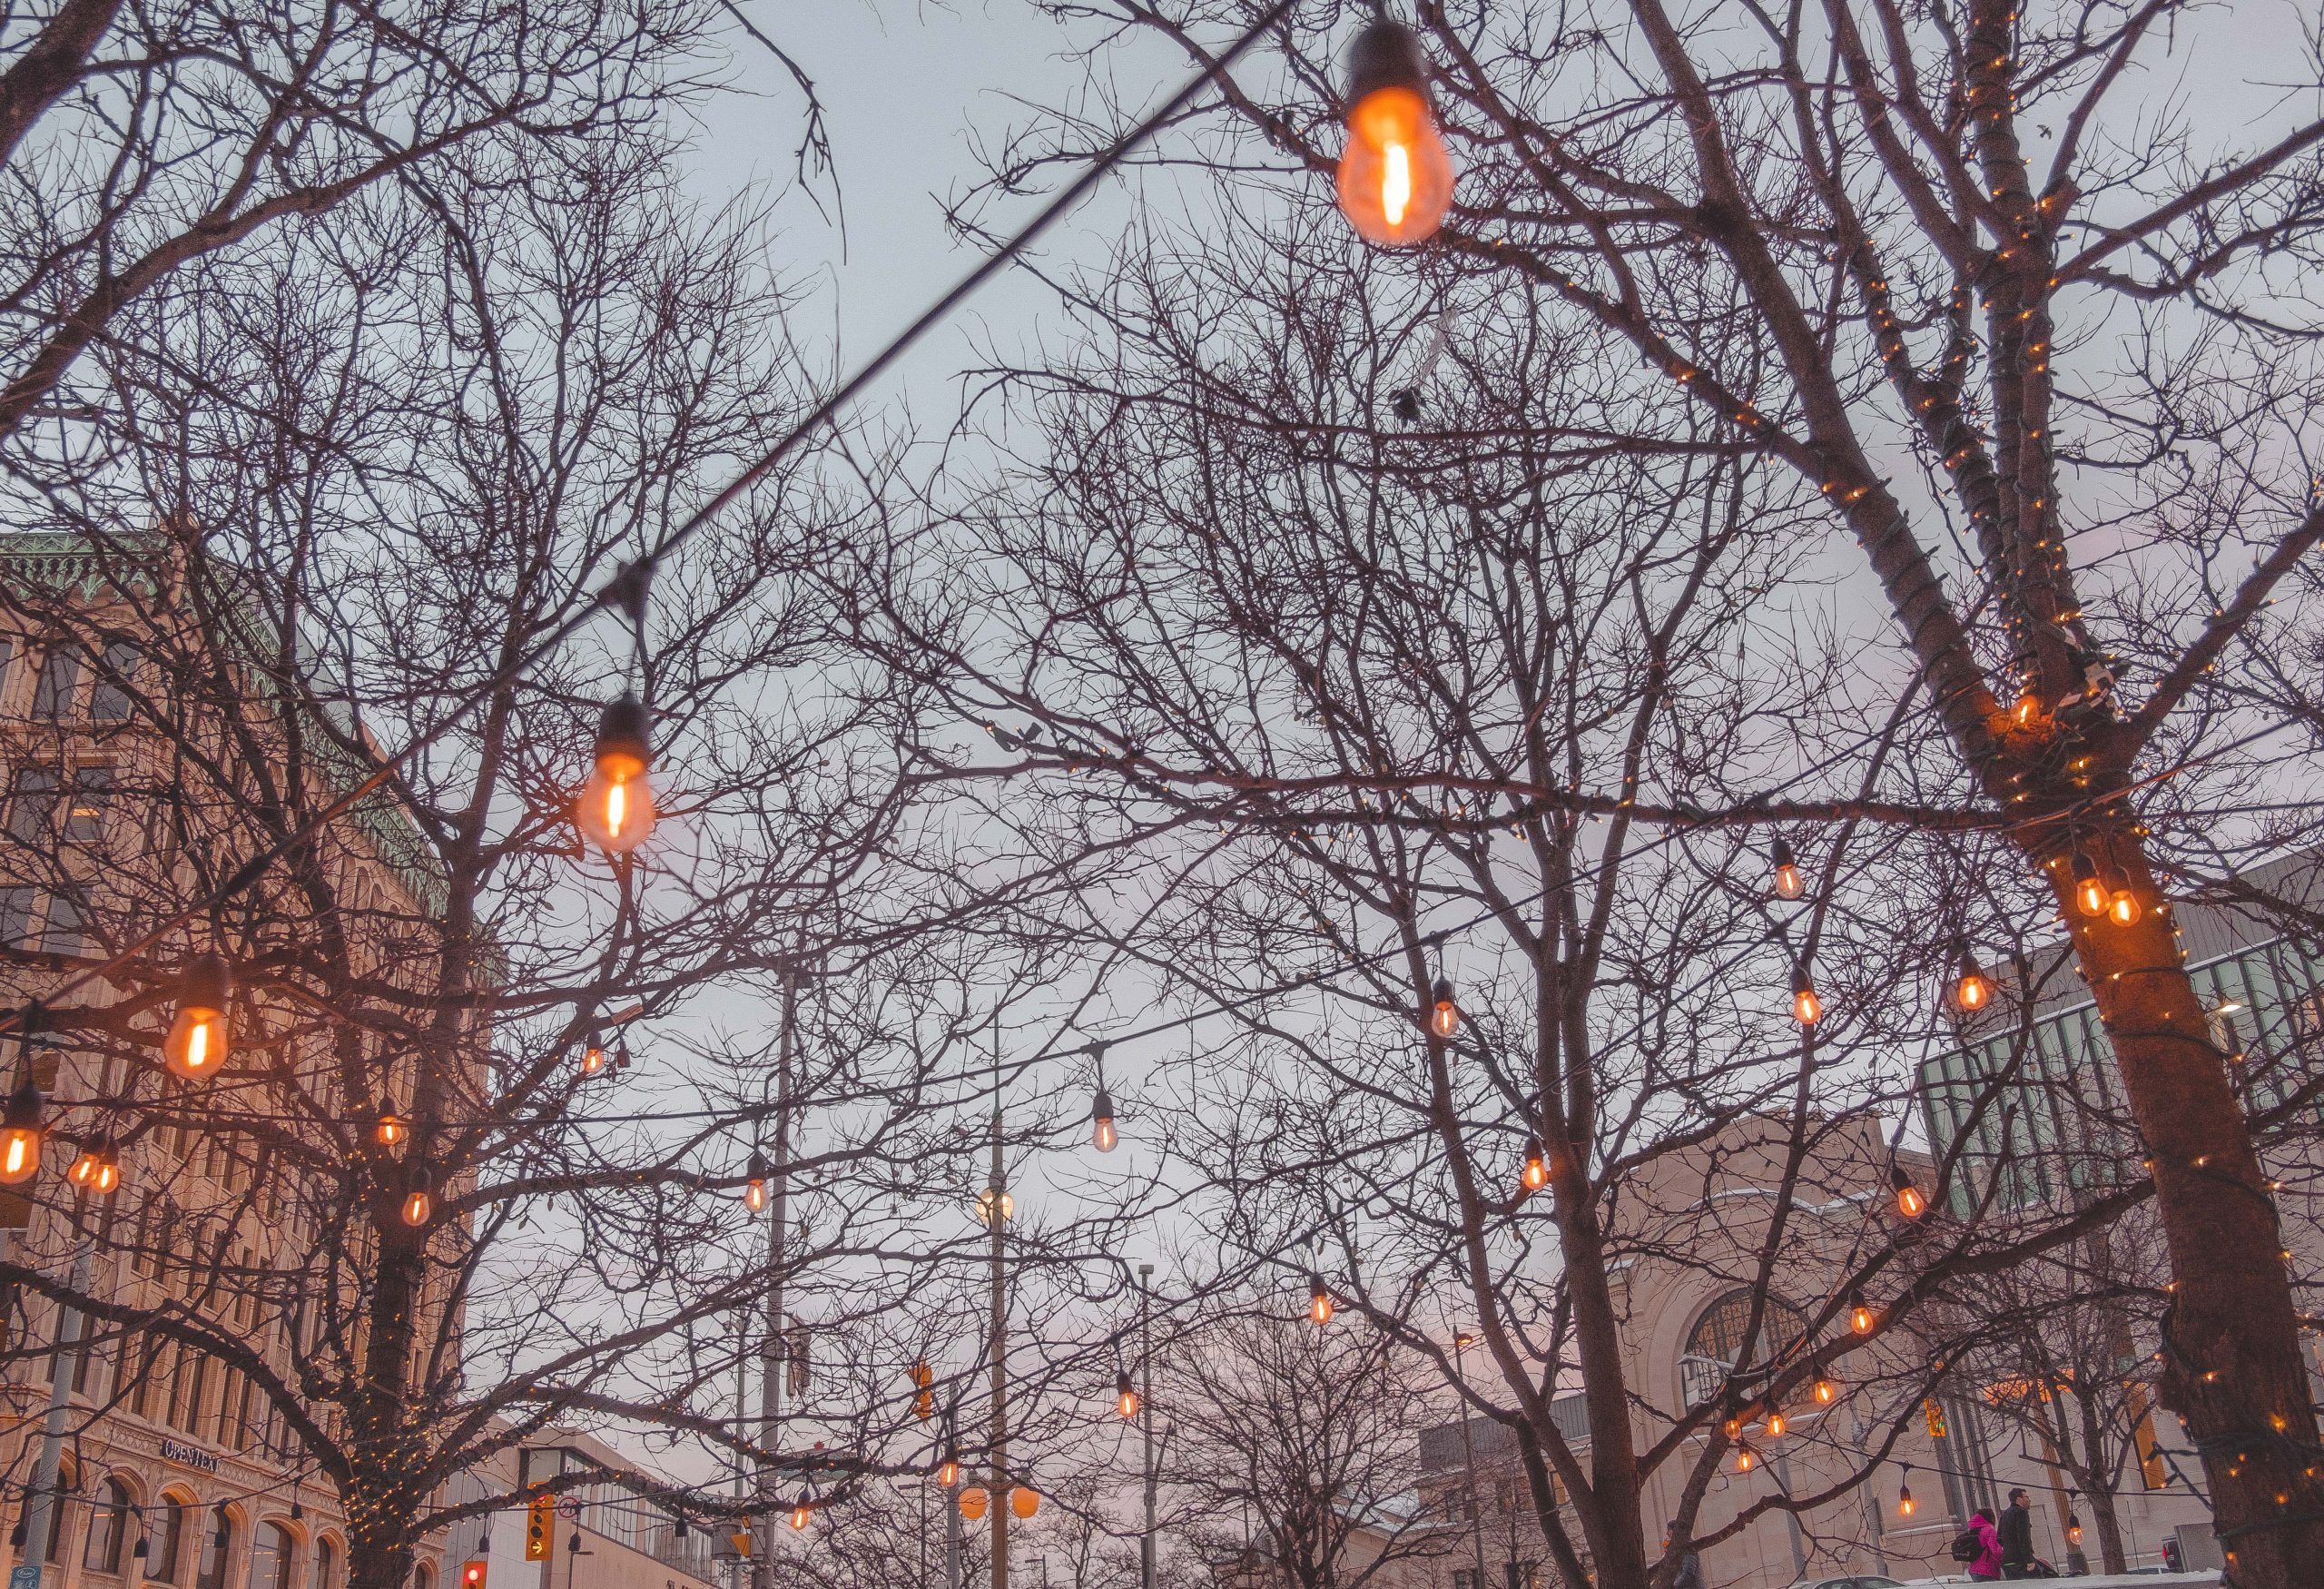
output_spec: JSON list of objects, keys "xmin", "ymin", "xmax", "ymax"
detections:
[
  {"xmin": 1997, "ymin": 1488, "xmax": 2036, "ymax": 1579},
  {"xmin": 1964, "ymin": 1506, "xmax": 2005, "ymax": 1583}
]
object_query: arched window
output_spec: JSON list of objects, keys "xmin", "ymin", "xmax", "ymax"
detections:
[
  {"xmin": 81, "ymin": 1478, "xmax": 131, "ymax": 1574},
  {"xmin": 413, "ymin": 1564, "xmax": 435, "ymax": 1589},
  {"xmin": 193, "ymin": 1505, "xmax": 232, "ymax": 1589},
  {"xmin": 152, "ymin": 1495, "xmax": 193, "ymax": 1584},
  {"xmin": 249, "ymin": 1522, "xmax": 294, "ymax": 1589},
  {"xmin": 310, "ymin": 1537, "xmax": 340, "ymax": 1589},
  {"xmin": 1679, "ymin": 1288, "xmax": 1808, "ymax": 1410}
]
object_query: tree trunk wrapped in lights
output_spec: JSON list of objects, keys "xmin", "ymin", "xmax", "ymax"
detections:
[{"xmin": 988, "ymin": 1, "xmax": 2324, "ymax": 1579}]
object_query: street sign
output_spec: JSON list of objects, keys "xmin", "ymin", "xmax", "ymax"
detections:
[{"xmin": 13, "ymin": 1565, "xmax": 44, "ymax": 1589}]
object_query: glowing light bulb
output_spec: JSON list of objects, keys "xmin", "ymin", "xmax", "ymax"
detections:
[
  {"xmin": 1953, "ymin": 942, "xmax": 1993, "ymax": 1013},
  {"xmin": 0, "ymin": 1078, "xmax": 44, "ymax": 1186},
  {"xmin": 1092, "ymin": 1081, "xmax": 1118, "ymax": 1154},
  {"xmin": 1770, "ymin": 836, "xmax": 1804, "ymax": 901},
  {"xmin": 376, "ymin": 1108, "xmax": 406, "ymax": 1149},
  {"xmin": 2072, "ymin": 853, "xmax": 2107, "ymax": 917},
  {"xmin": 1118, "ymin": 1369, "xmax": 1139, "ymax": 1420},
  {"xmin": 1849, "ymin": 1293, "xmax": 1876, "ymax": 1335},
  {"xmin": 2010, "ymin": 692, "xmax": 2041, "ymax": 728},
  {"xmin": 2110, "ymin": 889, "xmax": 2142, "ymax": 925},
  {"xmin": 1521, "ymin": 1138, "xmax": 1551, "ymax": 1194},
  {"xmin": 1736, "ymin": 1447, "xmax": 1756, "ymax": 1473},
  {"xmin": 580, "ymin": 1036, "xmax": 608, "ymax": 1076},
  {"xmin": 743, "ymin": 1151, "xmax": 769, "ymax": 1212},
  {"xmin": 1428, "ymin": 977, "xmax": 1460, "ymax": 1038},
  {"xmin": 1334, "ymin": 24, "xmax": 1453, "ymax": 246},
  {"xmin": 938, "ymin": 1458, "xmax": 960, "ymax": 1489},
  {"xmin": 1764, "ymin": 1411, "xmax": 1786, "ymax": 1438},
  {"xmin": 576, "ymin": 693, "xmax": 655, "ymax": 854},
  {"xmin": 1892, "ymin": 1166, "xmax": 1927, "ymax": 1219},
  {"xmin": 1791, "ymin": 968, "xmax": 1821, "ymax": 1026},
  {"xmin": 1899, "ymin": 1483, "xmax": 1916, "ymax": 1517},
  {"xmin": 1812, "ymin": 1377, "xmax": 1837, "ymax": 1406},
  {"xmin": 789, "ymin": 1503, "xmax": 809, "ymax": 1532},
  {"xmin": 402, "ymin": 1181, "xmax": 433, "ymax": 1228},
  {"xmin": 2066, "ymin": 1515, "xmax": 2082, "ymax": 1546},
  {"xmin": 1308, "ymin": 1273, "xmax": 1334, "ymax": 1326},
  {"xmin": 164, "ymin": 952, "xmax": 234, "ymax": 1081},
  {"xmin": 67, "ymin": 1140, "xmax": 119, "ymax": 1195}
]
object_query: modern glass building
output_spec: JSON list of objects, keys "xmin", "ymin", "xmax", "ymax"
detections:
[{"xmin": 1917, "ymin": 849, "xmax": 2324, "ymax": 1217}]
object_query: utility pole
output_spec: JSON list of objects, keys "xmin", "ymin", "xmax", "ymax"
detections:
[
  {"xmin": 944, "ymin": 1460, "xmax": 962, "ymax": 1589},
  {"xmin": 1453, "ymin": 1332, "xmax": 1487, "ymax": 1589},
  {"xmin": 1138, "ymin": 1264, "xmax": 1157, "ymax": 1589},
  {"xmin": 987, "ymin": 1103, "xmax": 1008, "ymax": 1589},
  {"xmin": 753, "ymin": 965, "xmax": 798, "ymax": 1589}
]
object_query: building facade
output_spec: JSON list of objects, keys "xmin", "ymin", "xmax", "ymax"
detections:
[{"xmin": 0, "ymin": 535, "xmax": 458, "ymax": 1589}]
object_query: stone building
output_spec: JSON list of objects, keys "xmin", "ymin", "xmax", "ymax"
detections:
[{"xmin": 0, "ymin": 533, "xmax": 457, "ymax": 1589}]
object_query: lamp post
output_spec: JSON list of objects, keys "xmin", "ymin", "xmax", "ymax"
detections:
[
  {"xmin": 753, "ymin": 964, "xmax": 798, "ymax": 1589},
  {"xmin": 1452, "ymin": 1332, "xmax": 1487, "ymax": 1589},
  {"xmin": 1138, "ymin": 1263, "xmax": 1157, "ymax": 1589},
  {"xmin": 986, "ymin": 1105, "xmax": 1009, "ymax": 1589}
]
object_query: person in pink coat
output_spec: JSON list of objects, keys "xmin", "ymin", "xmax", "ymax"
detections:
[{"xmin": 1965, "ymin": 1506, "xmax": 2005, "ymax": 1581}]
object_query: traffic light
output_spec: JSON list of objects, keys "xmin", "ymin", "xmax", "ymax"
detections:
[
  {"xmin": 460, "ymin": 1562, "xmax": 486, "ymax": 1589},
  {"xmin": 729, "ymin": 1529, "xmax": 753, "ymax": 1558},
  {"xmin": 525, "ymin": 1496, "xmax": 554, "ymax": 1562}
]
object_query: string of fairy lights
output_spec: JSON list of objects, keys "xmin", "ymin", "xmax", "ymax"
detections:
[{"xmin": 0, "ymin": 2, "xmax": 2302, "ymax": 1556}]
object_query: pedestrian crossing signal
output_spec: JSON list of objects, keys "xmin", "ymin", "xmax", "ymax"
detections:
[
  {"xmin": 461, "ymin": 1562, "xmax": 486, "ymax": 1589},
  {"xmin": 912, "ymin": 1360, "xmax": 934, "ymax": 1420},
  {"xmin": 525, "ymin": 1496, "xmax": 554, "ymax": 1561}
]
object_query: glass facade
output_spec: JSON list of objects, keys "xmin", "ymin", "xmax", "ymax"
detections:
[{"xmin": 1919, "ymin": 934, "xmax": 2324, "ymax": 1215}]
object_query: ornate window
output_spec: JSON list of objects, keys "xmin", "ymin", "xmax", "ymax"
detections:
[
  {"xmin": 1679, "ymin": 1288, "xmax": 1807, "ymax": 1411},
  {"xmin": 81, "ymin": 1478, "xmax": 131, "ymax": 1574}
]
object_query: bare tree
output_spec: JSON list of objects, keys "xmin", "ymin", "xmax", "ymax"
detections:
[
  {"xmin": 964, "ymin": 0, "xmax": 2324, "ymax": 1576},
  {"xmin": 0, "ymin": 103, "xmax": 1059, "ymax": 1589},
  {"xmin": 1163, "ymin": 1288, "xmax": 1447, "ymax": 1589}
]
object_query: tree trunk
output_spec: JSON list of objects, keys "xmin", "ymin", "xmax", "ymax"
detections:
[
  {"xmin": 345, "ymin": 1229, "xmax": 427, "ymax": 1589},
  {"xmin": 2037, "ymin": 823, "xmax": 2324, "ymax": 1583},
  {"xmin": 2087, "ymin": 1484, "xmax": 2129, "ymax": 1577}
]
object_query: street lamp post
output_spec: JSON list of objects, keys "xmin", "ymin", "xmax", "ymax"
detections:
[
  {"xmin": 753, "ymin": 965, "xmax": 799, "ymax": 1589},
  {"xmin": 1138, "ymin": 1263, "xmax": 1157, "ymax": 1589},
  {"xmin": 1452, "ymin": 1332, "xmax": 1487, "ymax": 1589},
  {"xmin": 987, "ymin": 1106, "xmax": 1009, "ymax": 1589}
]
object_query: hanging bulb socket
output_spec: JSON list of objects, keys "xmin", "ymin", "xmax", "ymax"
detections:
[
  {"xmin": 164, "ymin": 952, "xmax": 233, "ymax": 1081},
  {"xmin": 1428, "ymin": 978, "xmax": 1460, "ymax": 1039},
  {"xmin": 577, "ymin": 692, "xmax": 656, "ymax": 854},
  {"xmin": 1770, "ymin": 836, "xmax": 1805, "ymax": 901},
  {"xmin": 1336, "ymin": 21, "xmax": 1454, "ymax": 245},
  {"xmin": 0, "ymin": 1074, "xmax": 43, "ymax": 1186},
  {"xmin": 2071, "ymin": 852, "xmax": 2108, "ymax": 918},
  {"xmin": 1790, "ymin": 965, "xmax": 1822, "ymax": 1027},
  {"xmin": 401, "ymin": 1167, "xmax": 435, "ymax": 1228},
  {"xmin": 1952, "ymin": 941, "xmax": 1993, "ymax": 1014},
  {"xmin": 1091, "ymin": 1081, "xmax": 1118, "ymax": 1154},
  {"xmin": 1891, "ymin": 1164, "xmax": 1927, "ymax": 1219},
  {"xmin": 66, "ymin": 1137, "xmax": 120, "ymax": 1195},
  {"xmin": 1898, "ymin": 1476, "xmax": 1916, "ymax": 1517}
]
